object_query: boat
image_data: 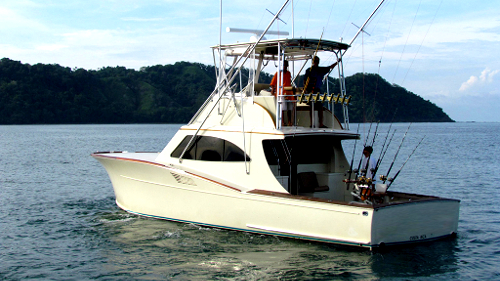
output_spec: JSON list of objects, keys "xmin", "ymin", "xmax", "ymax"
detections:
[{"xmin": 92, "ymin": 2, "xmax": 459, "ymax": 249}]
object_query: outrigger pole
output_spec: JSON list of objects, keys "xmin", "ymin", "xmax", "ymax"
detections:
[
  {"xmin": 334, "ymin": 0, "xmax": 386, "ymax": 129},
  {"xmin": 180, "ymin": 0, "xmax": 291, "ymax": 163},
  {"xmin": 330, "ymin": 0, "xmax": 386, "ymax": 73},
  {"xmin": 348, "ymin": 0, "xmax": 386, "ymax": 47}
]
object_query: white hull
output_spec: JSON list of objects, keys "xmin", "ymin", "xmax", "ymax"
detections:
[{"xmin": 94, "ymin": 152, "xmax": 459, "ymax": 248}]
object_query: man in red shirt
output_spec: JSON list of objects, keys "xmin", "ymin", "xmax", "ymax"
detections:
[{"xmin": 271, "ymin": 60, "xmax": 295, "ymax": 126}]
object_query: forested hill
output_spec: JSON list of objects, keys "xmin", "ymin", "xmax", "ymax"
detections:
[
  {"xmin": 0, "ymin": 58, "xmax": 453, "ymax": 124},
  {"xmin": 324, "ymin": 73, "xmax": 454, "ymax": 123}
]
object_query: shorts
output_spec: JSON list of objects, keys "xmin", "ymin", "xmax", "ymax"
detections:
[{"xmin": 279, "ymin": 96, "xmax": 294, "ymax": 111}]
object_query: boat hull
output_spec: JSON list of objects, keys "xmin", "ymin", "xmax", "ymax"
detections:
[
  {"xmin": 93, "ymin": 153, "xmax": 459, "ymax": 248},
  {"xmin": 371, "ymin": 199, "xmax": 459, "ymax": 246}
]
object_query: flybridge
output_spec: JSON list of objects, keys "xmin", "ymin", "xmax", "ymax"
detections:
[{"xmin": 206, "ymin": 36, "xmax": 352, "ymax": 130}]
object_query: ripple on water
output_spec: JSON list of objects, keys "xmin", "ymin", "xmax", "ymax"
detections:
[{"xmin": 2, "ymin": 123, "xmax": 500, "ymax": 280}]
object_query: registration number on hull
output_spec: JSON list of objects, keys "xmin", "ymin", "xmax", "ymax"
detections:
[{"xmin": 410, "ymin": 235, "xmax": 427, "ymax": 241}]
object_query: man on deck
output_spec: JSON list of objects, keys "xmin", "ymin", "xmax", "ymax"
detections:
[{"xmin": 304, "ymin": 56, "xmax": 340, "ymax": 128}]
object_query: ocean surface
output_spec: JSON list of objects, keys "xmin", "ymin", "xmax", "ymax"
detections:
[{"xmin": 1, "ymin": 123, "xmax": 499, "ymax": 280}]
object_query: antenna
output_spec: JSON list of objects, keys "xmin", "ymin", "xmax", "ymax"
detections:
[
  {"xmin": 266, "ymin": 9, "xmax": 287, "ymax": 25},
  {"xmin": 226, "ymin": 27, "xmax": 290, "ymax": 42},
  {"xmin": 351, "ymin": 23, "xmax": 371, "ymax": 36}
]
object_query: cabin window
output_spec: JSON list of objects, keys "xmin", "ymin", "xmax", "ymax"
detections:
[
  {"xmin": 288, "ymin": 136, "xmax": 333, "ymax": 164},
  {"xmin": 263, "ymin": 136, "xmax": 335, "ymax": 165},
  {"xmin": 171, "ymin": 136, "xmax": 250, "ymax": 162}
]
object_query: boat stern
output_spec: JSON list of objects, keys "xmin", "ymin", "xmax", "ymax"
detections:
[{"xmin": 370, "ymin": 196, "xmax": 460, "ymax": 247}]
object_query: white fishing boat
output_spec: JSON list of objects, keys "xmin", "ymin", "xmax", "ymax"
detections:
[{"xmin": 92, "ymin": 1, "xmax": 459, "ymax": 249}]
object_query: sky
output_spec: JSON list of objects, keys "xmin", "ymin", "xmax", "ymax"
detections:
[{"xmin": 1, "ymin": 0, "xmax": 500, "ymax": 122}]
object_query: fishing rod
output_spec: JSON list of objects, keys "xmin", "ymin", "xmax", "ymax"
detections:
[
  {"xmin": 363, "ymin": 120, "xmax": 374, "ymax": 147},
  {"xmin": 362, "ymin": 121, "xmax": 380, "ymax": 178},
  {"xmin": 382, "ymin": 123, "xmax": 412, "ymax": 183},
  {"xmin": 369, "ymin": 121, "xmax": 380, "ymax": 147},
  {"xmin": 373, "ymin": 109, "xmax": 398, "ymax": 174},
  {"xmin": 356, "ymin": 120, "xmax": 375, "ymax": 174},
  {"xmin": 387, "ymin": 135, "xmax": 426, "ymax": 188},
  {"xmin": 346, "ymin": 123, "xmax": 361, "ymax": 190},
  {"xmin": 376, "ymin": 123, "xmax": 393, "ymax": 164},
  {"xmin": 374, "ymin": 128, "xmax": 396, "ymax": 176}
]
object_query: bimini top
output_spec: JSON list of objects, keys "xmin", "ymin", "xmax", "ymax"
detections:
[{"xmin": 212, "ymin": 38, "xmax": 350, "ymax": 59}]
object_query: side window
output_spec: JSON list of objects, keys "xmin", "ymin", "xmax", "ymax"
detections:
[
  {"xmin": 197, "ymin": 136, "xmax": 223, "ymax": 161},
  {"xmin": 171, "ymin": 136, "xmax": 250, "ymax": 162},
  {"xmin": 224, "ymin": 141, "xmax": 250, "ymax": 161},
  {"xmin": 170, "ymin": 136, "xmax": 199, "ymax": 159}
]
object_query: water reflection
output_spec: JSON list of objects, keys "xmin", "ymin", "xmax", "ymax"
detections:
[{"xmin": 370, "ymin": 239, "xmax": 459, "ymax": 279}]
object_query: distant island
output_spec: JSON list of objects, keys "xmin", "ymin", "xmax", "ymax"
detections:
[{"xmin": 0, "ymin": 58, "xmax": 453, "ymax": 124}]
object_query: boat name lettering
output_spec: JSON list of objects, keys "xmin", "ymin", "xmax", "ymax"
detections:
[{"xmin": 409, "ymin": 235, "xmax": 427, "ymax": 241}]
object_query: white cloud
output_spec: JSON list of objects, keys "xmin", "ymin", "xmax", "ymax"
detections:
[
  {"xmin": 459, "ymin": 76, "xmax": 478, "ymax": 92},
  {"xmin": 459, "ymin": 68, "xmax": 500, "ymax": 92},
  {"xmin": 0, "ymin": 6, "xmax": 47, "ymax": 32}
]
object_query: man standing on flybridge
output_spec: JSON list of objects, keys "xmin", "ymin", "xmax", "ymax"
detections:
[{"xmin": 304, "ymin": 56, "xmax": 340, "ymax": 128}]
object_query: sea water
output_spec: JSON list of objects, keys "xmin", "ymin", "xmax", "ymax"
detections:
[{"xmin": 0, "ymin": 123, "xmax": 499, "ymax": 280}]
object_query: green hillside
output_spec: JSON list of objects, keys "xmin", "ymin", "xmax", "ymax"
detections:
[
  {"xmin": 324, "ymin": 73, "xmax": 453, "ymax": 123},
  {"xmin": 0, "ymin": 58, "xmax": 452, "ymax": 124}
]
